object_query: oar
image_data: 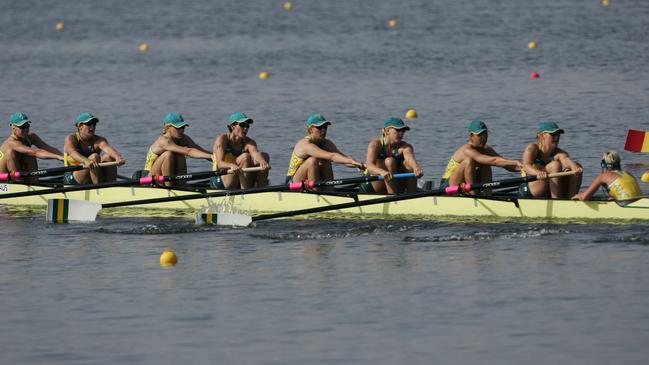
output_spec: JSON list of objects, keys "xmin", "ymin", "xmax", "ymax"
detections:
[
  {"xmin": 0, "ymin": 161, "xmax": 119, "ymax": 182},
  {"xmin": 1, "ymin": 166, "xmax": 263, "ymax": 201},
  {"xmin": 205, "ymin": 171, "xmax": 577, "ymax": 226},
  {"xmin": 46, "ymin": 172, "xmax": 417, "ymax": 222}
]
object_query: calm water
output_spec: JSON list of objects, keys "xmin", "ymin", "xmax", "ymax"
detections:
[{"xmin": 1, "ymin": 0, "xmax": 649, "ymax": 363}]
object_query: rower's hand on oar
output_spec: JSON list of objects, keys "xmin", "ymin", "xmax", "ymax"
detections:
[
  {"xmin": 116, "ymin": 156, "xmax": 126, "ymax": 166},
  {"xmin": 258, "ymin": 159, "xmax": 270, "ymax": 171},
  {"xmin": 229, "ymin": 165, "xmax": 243, "ymax": 175},
  {"xmin": 381, "ymin": 171, "xmax": 393, "ymax": 183},
  {"xmin": 515, "ymin": 161, "xmax": 524, "ymax": 172},
  {"xmin": 413, "ymin": 165, "xmax": 424, "ymax": 178},
  {"xmin": 536, "ymin": 171, "xmax": 548, "ymax": 180},
  {"xmin": 83, "ymin": 160, "xmax": 99, "ymax": 169},
  {"xmin": 571, "ymin": 192, "xmax": 586, "ymax": 201}
]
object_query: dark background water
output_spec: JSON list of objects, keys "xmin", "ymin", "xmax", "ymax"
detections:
[{"xmin": 1, "ymin": 0, "xmax": 649, "ymax": 364}]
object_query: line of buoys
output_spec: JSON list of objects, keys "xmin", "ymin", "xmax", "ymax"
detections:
[
  {"xmin": 602, "ymin": 0, "xmax": 610, "ymax": 7},
  {"xmin": 388, "ymin": 19, "xmax": 398, "ymax": 28},
  {"xmin": 55, "ymin": 22, "xmax": 65, "ymax": 31},
  {"xmin": 284, "ymin": 2, "xmax": 293, "ymax": 11},
  {"xmin": 528, "ymin": 41, "xmax": 537, "ymax": 49},
  {"xmin": 259, "ymin": 71, "xmax": 270, "ymax": 80},
  {"xmin": 139, "ymin": 43, "xmax": 150, "ymax": 53},
  {"xmin": 530, "ymin": 72, "xmax": 540, "ymax": 79},
  {"xmin": 641, "ymin": 171, "xmax": 649, "ymax": 182}
]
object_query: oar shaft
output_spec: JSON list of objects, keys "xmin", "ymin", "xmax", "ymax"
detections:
[
  {"xmin": 102, "ymin": 172, "xmax": 417, "ymax": 209},
  {"xmin": 0, "ymin": 161, "xmax": 120, "ymax": 181},
  {"xmin": 156, "ymin": 166, "xmax": 265, "ymax": 183}
]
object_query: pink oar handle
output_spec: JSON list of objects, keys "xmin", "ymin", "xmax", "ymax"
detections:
[{"xmin": 0, "ymin": 172, "xmax": 9, "ymax": 182}]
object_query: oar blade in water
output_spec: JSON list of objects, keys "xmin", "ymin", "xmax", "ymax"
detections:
[{"xmin": 195, "ymin": 212, "xmax": 252, "ymax": 227}]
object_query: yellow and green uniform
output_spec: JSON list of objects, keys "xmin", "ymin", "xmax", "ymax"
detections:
[
  {"xmin": 360, "ymin": 138, "xmax": 404, "ymax": 192},
  {"xmin": 209, "ymin": 135, "xmax": 246, "ymax": 189},
  {"xmin": 519, "ymin": 149, "xmax": 557, "ymax": 197},
  {"xmin": 439, "ymin": 158, "xmax": 460, "ymax": 189},
  {"xmin": 143, "ymin": 148, "xmax": 159, "ymax": 171},
  {"xmin": 285, "ymin": 136, "xmax": 318, "ymax": 183},
  {"xmin": 64, "ymin": 132, "xmax": 96, "ymax": 167},
  {"xmin": 606, "ymin": 171, "xmax": 642, "ymax": 201},
  {"xmin": 63, "ymin": 132, "xmax": 96, "ymax": 185}
]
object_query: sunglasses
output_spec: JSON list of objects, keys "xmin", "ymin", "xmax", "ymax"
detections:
[
  {"xmin": 16, "ymin": 123, "xmax": 31, "ymax": 130},
  {"xmin": 314, "ymin": 125, "xmax": 328, "ymax": 130},
  {"xmin": 235, "ymin": 123, "xmax": 250, "ymax": 129}
]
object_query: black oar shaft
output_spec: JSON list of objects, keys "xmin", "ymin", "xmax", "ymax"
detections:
[{"xmin": 101, "ymin": 173, "xmax": 409, "ymax": 209}]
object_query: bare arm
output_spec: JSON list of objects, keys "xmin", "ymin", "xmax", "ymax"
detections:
[
  {"xmin": 555, "ymin": 149, "xmax": 583, "ymax": 173},
  {"xmin": 401, "ymin": 144, "xmax": 424, "ymax": 177},
  {"xmin": 10, "ymin": 140, "xmax": 63, "ymax": 161},
  {"xmin": 163, "ymin": 137, "xmax": 212, "ymax": 160},
  {"xmin": 29, "ymin": 133, "xmax": 63, "ymax": 156},
  {"xmin": 365, "ymin": 139, "xmax": 388, "ymax": 176},
  {"xmin": 522, "ymin": 144, "xmax": 547, "ymax": 179},
  {"xmin": 572, "ymin": 174, "xmax": 606, "ymax": 201},
  {"xmin": 244, "ymin": 139, "xmax": 270, "ymax": 170},
  {"xmin": 302, "ymin": 140, "xmax": 364, "ymax": 169},
  {"xmin": 183, "ymin": 135, "xmax": 212, "ymax": 155},
  {"xmin": 96, "ymin": 137, "xmax": 126, "ymax": 165},
  {"xmin": 466, "ymin": 145, "xmax": 521, "ymax": 170}
]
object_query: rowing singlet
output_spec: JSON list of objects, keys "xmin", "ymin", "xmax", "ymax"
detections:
[
  {"xmin": 606, "ymin": 172, "xmax": 642, "ymax": 201},
  {"xmin": 377, "ymin": 138, "xmax": 403, "ymax": 161},
  {"xmin": 143, "ymin": 148, "xmax": 159, "ymax": 170},
  {"xmin": 441, "ymin": 158, "xmax": 460, "ymax": 180},
  {"xmin": 521, "ymin": 148, "xmax": 556, "ymax": 177},
  {"xmin": 64, "ymin": 132, "xmax": 96, "ymax": 166},
  {"xmin": 213, "ymin": 135, "xmax": 246, "ymax": 170}
]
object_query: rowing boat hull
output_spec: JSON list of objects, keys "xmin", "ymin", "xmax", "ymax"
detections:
[{"xmin": 1, "ymin": 183, "xmax": 649, "ymax": 222}]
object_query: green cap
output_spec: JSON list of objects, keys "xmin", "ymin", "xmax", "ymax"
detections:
[
  {"xmin": 164, "ymin": 112, "xmax": 188, "ymax": 128},
  {"xmin": 75, "ymin": 112, "xmax": 99, "ymax": 126},
  {"xmin": 468, "ymin": 119, "xmax": 488, "ymax": 134},
  {"xmin": 383, "ymin": 117, "xmax": 410, "ymax": 130},
  {"xmin": 9, "ymin": 112, "xmax": 31, "ymax": 126},
  {"xmin": 306, "ymin": 114, "xmax": 331, "ymax": 127},
  {"xmin": 537, "ymin": 120, "xmax": 564, "ymax": 134},
  {"xmin": 228, "ymin": 112, "xmax": 254, "ymax": 126}
]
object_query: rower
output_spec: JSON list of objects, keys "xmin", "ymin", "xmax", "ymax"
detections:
[
  {"xmin": 63, "ymin": 112, "xmax": 126, "ymax": 184},
  {"xmin": 440, "ymin": 119, "xmax": 522, "ymax": 195},
  {"xmin": 140, "ymin": 112, "xmax": 213, "ymax": 186},
  {"xmin": 286, "ymin": 114, "xmax": 364, "ymax": 191},
  {"xmin": 519, "ymin": 120, "xmax": 582, "ymax": 198},
  {"xmin": 572, "ymin": 150, "xmax": 642, "ymax": 202},
  {"xmin": 0, "ymin": 112, "xmax": 64, "ymax": 183},
  {"xmin": 210, "ymin": 112, "xmax": 270, "ymax": 189},
  {"xmin": 360, "ymin": 117, "xmax": 423, "ymax": 194}
]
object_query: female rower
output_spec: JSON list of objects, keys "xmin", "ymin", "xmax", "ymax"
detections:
[
  {"xmin": 0, "ymin": 112, "xmax": 64, "ymax": 182},
  {"xmin": 361, "ymin": 117, "xmax": 423, "ymax": 194},
  {"xmin": 63, "ymin": 112, "xmax": 125, "ymax": 184},
  {"xmin": 572, "ymin": 150, "xmax": 642, "ymax": 202},
  {"xmin": 286, "ymin": 114, "xmax": 364, "ymax": 191},
  {"xmin": 210, "ymin": 112, "xmax": 270, "ymax": 189},
  {"xmin": 440, "ymin": 120, "xmax": 522, "ymax": 194},
  {"xmin": 519, "ymin": 120, "xmax": 582, "ymax": 198},
  {"xmin": 142, "ymin": 112, "xmax": 213, "ymax": 186}
]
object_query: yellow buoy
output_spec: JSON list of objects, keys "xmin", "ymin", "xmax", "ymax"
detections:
[
  {"xmin": 139, "ymin": 43, "xmax": 150, "ymax": 53},
  {"xmin": 641, "ymin": 171, "xmax": 649, "ymax": 183},
  {"xmin": 602, "ymin": 0, "xmax": 609, "ymax": 7},
  {"xmin": 405, "ymin": 109, "xmax": 418, "ymax": 120},
  {"xmin": 55, "ymin": 22, "xmax": 65, "ymax": 31},
  {"xmin": 259, "ymin": 71, "xmax": 269, "ymax": 80},
  {"xmin": 528, "ymin": 41, "xmax": 537, "ymax": 49},
  {"xmin": 160, "ymin": 250, "xmax": 178, "ymax": 266},
  {"xmin": 388, "ymin": 19, "xmax": 398, "ymax": 28},
  {"xmin": 283, "ymin": 2, "xmax": 293, "ymax": 10}
]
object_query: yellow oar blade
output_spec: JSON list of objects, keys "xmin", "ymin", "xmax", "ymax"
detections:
[
  {"xmin": 195, "ymin": 212, "xmax": 252, "ymax": 227},
  {"xmin": 46, "ymin": 199, "xmax": 101, "ymax": 223}
]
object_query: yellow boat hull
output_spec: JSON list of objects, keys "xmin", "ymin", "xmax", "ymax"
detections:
[{"xmin": 1, "ymin": 183, "xmax": 649, "ymax": 222}]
